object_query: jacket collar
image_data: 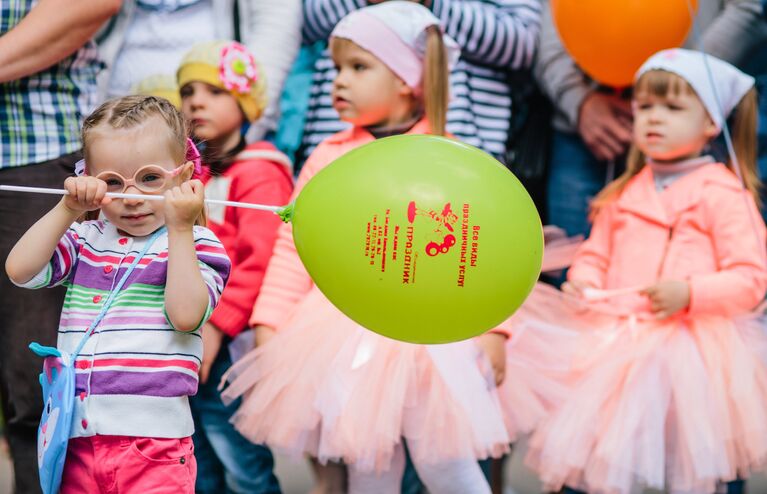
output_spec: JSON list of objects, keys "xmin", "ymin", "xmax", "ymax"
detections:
[
  {"xmin": 615, "ymin": 162, "xmax": 742, "ymax": 226},
  {"xmin": 325, "ymin": 118, "xmax": 433, "ymax": 145}
]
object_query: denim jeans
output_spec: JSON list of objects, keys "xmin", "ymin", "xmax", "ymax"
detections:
[
  {"xmin": 190, "ymin": 346, "xmax": 281, "ymax": 494},
  {"xmin": 545, "ymin": 130, "xmax": 618, "ymax": 238}
]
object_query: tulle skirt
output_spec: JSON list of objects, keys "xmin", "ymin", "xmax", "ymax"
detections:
[
  {"xmin": 517, "ymin": 284, "xmax": 767, "ymax": 493},
  {"xmin": 220, "ymin": 287, "xmax": 510, "ymax": 472}
]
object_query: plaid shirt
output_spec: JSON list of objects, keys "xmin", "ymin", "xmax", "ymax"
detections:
[{"xmin": 1, "ymin": 1, "xmax": 102, "ymax": 169}]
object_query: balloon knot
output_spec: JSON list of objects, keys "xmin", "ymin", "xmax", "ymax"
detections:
[{"xmin": 277, "ymin": 203, "xmax": 294, "ymax": 223}]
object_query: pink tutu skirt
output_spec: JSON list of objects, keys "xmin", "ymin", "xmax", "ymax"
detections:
[
  {"xmin": 491, "ymin": 233, "xmax": 585, "ymax": 439},
  {"xmin": 496, "ymin": 283, "xmax": 585, "ymax": 440},
  {"xmin": 220, "ymin": 287, "xmax": 510, "ymax": 472},
  {"xmin": 518, "ymin": 286, "xmax": 767, "ymax": 494}
]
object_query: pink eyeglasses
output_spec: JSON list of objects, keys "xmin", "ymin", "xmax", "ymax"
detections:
[{"xmin": 95, "ymin": 164, "xmax": 186, "ymax": 194}]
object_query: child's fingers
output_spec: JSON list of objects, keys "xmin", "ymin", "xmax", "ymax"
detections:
[
  {"xmin": 494, "ymin": 361, "xmax": 506, "ymax": 386},
  {"xmin": 561, "ymin": 282, "xmax": 579, "ymax": 295},
  {"xmin": 64, "ymin": 177, "xmax": 78, "ymax": 195},
  {"xmin": 163, "ymin": 189, "xmax": 175, "ymax": 206},
  {"xmin": 165, "ymin": 188, "xmax": 178, "ymax": 201},
  {"xmin": 92, "ymin": 181, "xmax": 108, "ymax": 207},
  {"xmin": 640, "ymin": 285, "xmax": 656, "ymax": 297},
  {"xmin": 189, "ymin": 179, "xmax": 204, "ymax": 197},
  {"xmin": 654, "ymin": 309, "xmax": 670, "ymax": 320},
  {"xmin": 75, "ymin": 179, "xmax": 89, "ymax": 202},
  {"xmin": 95, "ymin": 180, "xmax": 107, "ymax": 199},
  {"xmin": 84, "ymin": 182, "xmax": 99, "ymax": 205},
  {"xmin": 495, "ymin": 369, "xmax": 505, "ymax": 387}
]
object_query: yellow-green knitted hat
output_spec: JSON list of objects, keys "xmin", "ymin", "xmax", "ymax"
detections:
[
  {"xmin": 133, "ymin": 73, "xmax": 181, "ymax": 108},
  {"xmin": 177, "ymin": 40, "xmax": 267, "ymax": 122}
]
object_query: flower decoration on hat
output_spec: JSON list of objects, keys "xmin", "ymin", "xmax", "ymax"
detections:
[{"xmin": 219, "ymin": 42, "xmax": 259, "ymax": 94}]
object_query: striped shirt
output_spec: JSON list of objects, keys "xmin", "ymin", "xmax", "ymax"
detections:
[
  {"xmin": 1, "ymin": 1, "xmax": 102, "ymax": 168},
  {"xmin": 300, "ymin": 0, "xmax": 541, "ymax": 165},
  {"xmin": 17, "ymin": 221, "xmax": 230, "ymax": 438}
]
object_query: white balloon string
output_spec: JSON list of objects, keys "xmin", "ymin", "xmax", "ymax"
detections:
[
  {"xmin": 581, "ymin": 285, "xmax": 646, "ymax": 302},
  {"xmin": 0, "ymin": 184, "xmax": 294, "ymax": 222}
]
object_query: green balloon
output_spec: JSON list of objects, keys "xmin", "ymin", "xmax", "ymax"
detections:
[{"xmin": 291, "ymin": 135, "xmax": 542, "ymax": 344}]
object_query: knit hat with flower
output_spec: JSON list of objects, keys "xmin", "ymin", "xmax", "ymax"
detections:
[
  {"xmin": 177, "ymin": 40, "xmax": 267, "ymax": 122},
  {"xmin": 133, "ymin": 74, "xmax": 181, "ymax": 108}
]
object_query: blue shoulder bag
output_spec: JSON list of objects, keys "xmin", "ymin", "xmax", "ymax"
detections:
[{"xmin": 30, "ymin": 227, "xmax": 166, "ymax": 494}]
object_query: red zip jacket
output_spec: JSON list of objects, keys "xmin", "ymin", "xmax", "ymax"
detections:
[{"xmin": 201, "ymin": 141, "xmax": 294, "ymax": 337}]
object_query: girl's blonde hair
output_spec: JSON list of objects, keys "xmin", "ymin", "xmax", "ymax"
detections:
[
  {"xmin": 330, "ymin": 26, "xmax": 450, "ymax": 136},
  {"xmin": 422, "ymin": 25, "xmax": 449, "ymax": 136},
  {"xmin": 81, "ymin": 95, "xmax": 206, "ymax": 225},
  {"xmin": 591, "ymin": 70, "xmax": 760, "ymax": 215}
]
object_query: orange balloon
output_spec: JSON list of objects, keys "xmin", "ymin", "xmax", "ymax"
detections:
[{"xmin": 552, "ymin": 0, "xmax": 697, "ymax": 87}]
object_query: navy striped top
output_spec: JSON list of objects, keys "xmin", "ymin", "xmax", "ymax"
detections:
[{"xmin": 300, "ymin": 0, "xmax": 542, "ymax": 165}]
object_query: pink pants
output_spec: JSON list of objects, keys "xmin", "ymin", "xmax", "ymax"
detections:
[{"xmin": 60, "ymin": 435, "xmax": 196, "ymax": 494}]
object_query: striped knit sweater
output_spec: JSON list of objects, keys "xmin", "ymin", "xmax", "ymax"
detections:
[
  {"xmin": 300, "ymin": 0, "xmax": 542, "ymax": 165},
  {"xmin": 16, "ymin": 220, "xmax": 230, "ymax": 438}
]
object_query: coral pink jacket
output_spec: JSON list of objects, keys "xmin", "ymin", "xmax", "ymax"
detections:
[
  {"xmin": 568, "ymin": 163, "xmax": 767, "ymax": 317},
  {"xmin": 250, "ymin": 120, "xmax": 435, "ymax": 330}
]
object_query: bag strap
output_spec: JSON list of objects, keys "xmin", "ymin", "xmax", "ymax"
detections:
[{"xmin": 71, "ymin": 227, "xmax": 167, "ymax": 359}]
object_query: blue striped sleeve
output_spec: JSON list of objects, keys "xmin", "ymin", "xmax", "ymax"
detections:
[
  {"xmin": 303, "ymin": 0, "xmax": 367, "ymax": 43},
  {"xmin": 431, "ymin": 0, "xmax": 542, "ymax": 70}
]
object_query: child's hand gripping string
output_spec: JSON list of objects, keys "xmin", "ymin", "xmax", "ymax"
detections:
[
  {"xmin": 565, "ymin": 278, "xmax": 690, "ymax": 320},
  {"xmin": 6, "ymin": 176, "xmax": 113, "ymax": 285},
  {"xmin": 561, "ymin": 279, "xmax": 597, "ymax": 297},
  {"xmin": 62, "ymin": 176, "xmax": 112, "ymax": 213},
  {"xmin": 641, "ymin": 280, "xmax": 690, "ymax": 320},
  {"xmin": 163, "ymin": 179, "xmax": 211, "ymax": 332},
  {"xmin": 163, "ymin": 179, "xmax": 205, "ymax": 230}
]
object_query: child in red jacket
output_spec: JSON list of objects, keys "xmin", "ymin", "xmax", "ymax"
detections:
[{"xmin": 178, "ymin": 40, "xmax": 293, "ymax": 494}]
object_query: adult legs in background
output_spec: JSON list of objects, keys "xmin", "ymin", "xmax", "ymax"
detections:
[
  {"xmin": 545, "ymin": 130, "xmax": 611, "ymax": 239},
  {"xmin": 0, "ymin": 155, "xmax": 74, "ymax": 493}
]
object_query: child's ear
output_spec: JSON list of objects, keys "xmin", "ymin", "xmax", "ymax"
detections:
[
  {"xmin": 179, "ymin": 161, "xmax": 195, "ymax": 181},
  {"xmin": 396, "ymin": 78, "xmax": 414, "ymax": 98},
  {"xmin": 703, "ymin": 116, "xmax": 719, "ymax": 140}
]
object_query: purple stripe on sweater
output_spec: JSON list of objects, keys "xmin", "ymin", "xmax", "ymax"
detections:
[
  {"xmin": 75, "ymin": 370, "xmax": 198, "ymax": 397},
  {"xmin": 72, "ymin": 253, "xmax": 226, "ymax": 291},
  {"xmin": 70, "ymin": 260, "xmax": 168, "ymax": 291},
  {"xmin": 198, "ymin": 252, "xmax": 231, "ymax": 283},
  {"xmin": 49, "ymin": 233, "xmax": 79, "ymax": 286}
]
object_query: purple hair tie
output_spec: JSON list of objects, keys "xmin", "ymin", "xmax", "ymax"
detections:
[
  {"xmin": 74, "ymin": 159, "xmax": 87, "ymax": 177},
  {"xmin": 186, "ymin": 138, "xmax": 203, "ymax": 178}
]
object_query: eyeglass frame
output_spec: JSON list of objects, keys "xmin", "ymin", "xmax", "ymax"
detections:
[{"xmin": 94, "ymin": 162, "xmax": 190, "ymax": 195}]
